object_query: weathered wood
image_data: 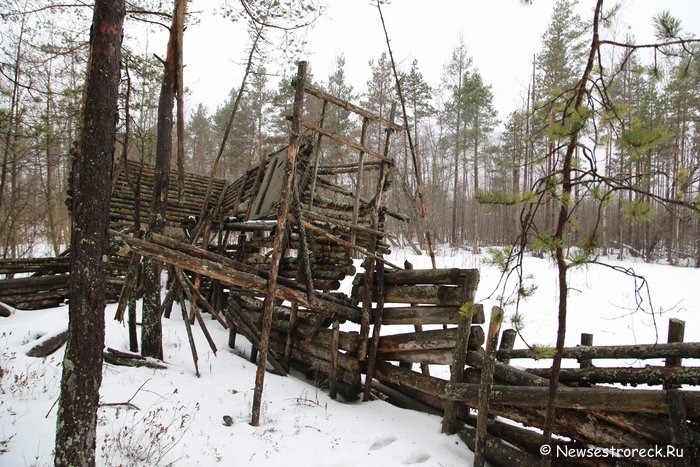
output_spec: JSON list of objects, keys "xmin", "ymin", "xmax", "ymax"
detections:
[
  {"xmin": 303, "ymin": 84, "xmax": 402, "ymax": 131},
  {"xmin": 0, "ymin": 257, "xmax": 70, "ymax": 274},
  {"xmin": 474, "ymin": 306, "xmax": 503, "ymax": 467},
  {"xmin": 0, "ymin": 274, "xmax": 69, "ymax": 293},
  {"xmin": 442, "ymin": 270, "xmax": 480, "ymax": 435},
  {"xmin": 373, "ymin": 360, "xmax": 447, "ymax": 397},
  {"xmin": 377, "ymin": 326, "xmax": 484, "ymax": 354},
  {"xmin": 364, "ymin": 252, "xmax": 385, "ymax": 401},
  {"xmin": 665, "ymin": 318, "xmax": 685, "ymax": 390},
  {"xmin": 526, "ymin": 365, "xmax": 700, "ymax": 386},
  {"xmin": 353, "ymin": 283, "xmax": 472, "ymax": 305},
  {"xmin": 377, "ymin": 304, "xmax": 485, "ymax": 325},
  {"xmin": 666, "ymin": 389, "xmax": 691, "ymax": 463},
  {"xmin": 330, "ymin": 319, "xmax": 339, "ymax": 399},
  {"xmin": 445, "ymin": 383, "xmax": 700, "ymax": 417},
  {"xmin": 458, "ymin": 426, "xmax": 540, "ymax": 467},
  {"xmin": 497, "ymin": 329, "xmax": 517, "ymax": 364},
  {"xmin": 495, "ymin": 341, "xmax": 700, "ymax": 360},
  {"xmin": 381, "ymin": 268, "xmax": 479, "ymax": 286},
  {"xmin": 578, "ymin": 333, "xmax": 593, "ymax": 369},
  {"xmin": 110, "ymin": 230, "xmax": 362, "ymax": 322},
  {"xmin": 26, "ymin": 330, "xmax": 69, "ymax": 357},
  {"xmin": 251, "ymin": 62, "xmax": 306, "ymax": 427},
  {"xmin": 103, "ymin": 348, "xmax": 167, "ymax": 369},
  {"xmin": 300, "ymin": 219, "xmax": 401, "ymax": 270},
  {"xmin": 466, "ymin": 350, "xmax": 550, "ymax": 387}
]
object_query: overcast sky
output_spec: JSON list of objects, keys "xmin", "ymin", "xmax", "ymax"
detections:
[{"xmin": 182, "ymin": 0, "xmax": 700, "ymax": 120}]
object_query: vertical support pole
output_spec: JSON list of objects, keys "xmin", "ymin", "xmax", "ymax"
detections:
[
  {"xmin": 359, "ymin": 104, "xmax": 396, "ymax": 363},
  {"xmin": 363, "ymin": 210, "xmax": 386, "ymax": 401},
  {"xmin": 441, "ymin": 269, "xmax": 479, "ymax": 434},
  {"xmin": 251, "ymin": 61, "xmax": 307, "ymax": 427},
  {"xmin": 474, "ymin": 306, "xmax": 503, "ymax": 467},
  {"xmin": 307, "ymin": 100, "xmax": 327, "ymax": 210},
  {"xmin": 350, "ymin": 117, "xmax": 369, "ymax": 246},
  {"xmin": 578, "ymin": 333, "xmax": 593, "ymax": 369},
  {"xmin": 330, "ymin": 319, "xmax": 339, "ymax": 400},
  {"xmin": 665, "ymin": 318, "xmax": 685, "ymax": 390},
  {"xmin": 497, "ymin": 328, "xmax": 517, "ymax": 365}
]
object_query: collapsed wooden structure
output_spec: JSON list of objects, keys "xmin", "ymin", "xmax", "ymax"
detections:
[{"xmin": 2, "ymin": 61, "xmax": 700, "ymax": 464}]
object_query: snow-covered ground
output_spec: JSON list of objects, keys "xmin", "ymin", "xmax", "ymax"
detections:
[{"xmin": 1, "ymin": 247, "xmax": 698, "ymax": 466}]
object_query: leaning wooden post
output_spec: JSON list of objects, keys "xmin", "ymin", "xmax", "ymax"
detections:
[
  {"xmin": 350, "ymin": 117, "xmax": 369, "ymax": 247},
  {"xmin": 441, "ymin": 269, "xmax": 480, "ymax": 434},
  {"xmin": 664, "ymin": 318, "xmax": 685, "ymax": 390},
  {"xmin": 474, "ymin": 306, "xmax": 503, "ymax": 467},
  {"xmin": 250, "ymin": 61, "xmax": 307, "ymax": 427}
]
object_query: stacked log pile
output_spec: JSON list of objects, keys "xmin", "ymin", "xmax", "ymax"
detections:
[{"xmin": 0, "ymin": 251, "xmax": 128, "ymax": 310}]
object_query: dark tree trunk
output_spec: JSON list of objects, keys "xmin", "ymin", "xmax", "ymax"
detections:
[
  {"xmin": 54, "ymin": 1, "xmax": 125, "ymax": 466},
  {"xmin": 141, "ymin": 0, "xmax": 185, "ymax": 359}
]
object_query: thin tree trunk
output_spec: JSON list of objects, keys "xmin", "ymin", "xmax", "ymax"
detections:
[
  {"xmin": 54, "ymin": 1, "xmax": 125, "ymax": 466},
  {"xmin": 541, "ymin": 3, "xmax": 602, "ymax": 465},
  {"xmin": 141, "ymin": 0, "xmax": 186, "ymax": 359}
]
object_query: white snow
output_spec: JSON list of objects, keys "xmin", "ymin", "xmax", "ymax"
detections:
[{"xmin": 1, "ymin": 246, "xmax": 698, "ymax": 466}]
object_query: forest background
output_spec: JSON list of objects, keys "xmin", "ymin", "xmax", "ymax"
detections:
[{"xmin": 1, "ymin": 0, "xmax": 699, "ymax": 267}]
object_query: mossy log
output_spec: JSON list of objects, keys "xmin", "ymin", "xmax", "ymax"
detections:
[
  {"xmin": 445, "ymin": 383, "xmax": 700, "ymax": 417},
  {"xmin": 495, "ymin": 342, "xmax": 700, "ymax": 360},
  {"xmin": 526, "ymin": 365, "xmax": 700, "ymax": 386}
]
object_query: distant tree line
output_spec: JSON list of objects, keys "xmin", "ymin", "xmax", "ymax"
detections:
[{"xmin": 1, "ymin": 0, "xmax": 698, "ymax": 266}]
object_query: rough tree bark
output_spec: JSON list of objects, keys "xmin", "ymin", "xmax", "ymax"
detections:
[{"xmin": 54, "ymin": 1, "xmax": 125, "ymax": 466}]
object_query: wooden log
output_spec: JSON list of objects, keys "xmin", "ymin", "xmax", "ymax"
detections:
[
  {"xmin": 445, "ymin": 383, "xmax": 700, "ymax": 417},
  {"xmin": 0, "ymin": 257, "xmax": 70, "ymax": 274},
  {"xmin": 377, "ymin": 304, "xmax": 485, "ymax": 325},
  {"xmin": 382, "ymin": 268, "xmax": 479, "ymax": 286},
  {"xmin": 666, "ymin": 389, "xmax": 691, "ymax": 461},
  {"xmin": 103, "ymin": 348, "xmax": 168, "ymax": 369},
  {"xmin": 373, "ymin": 360, "xmax": 447, "ymax": 397},
  {"xmin": 525, "ymin": 365, "xmax": 700, "ymax": 386},
  {"xmin": 495, "ymin": 341, "xmax": 700, "ymax": 361},
  {"xmin": 377, "ymin": 327, "xmax": 484, "ymax": 354},
  {"xmin": 458, "ymin": 426, "xmax": 540, "ymax": 467},
  {"xmin": 0, "ymin": 274, "xmax": 69, "ymax": 294},
  {"xmin": 380, "ymin": 348, "xmax": 464, "ymax": 365},
  {"xmin": 110, "ymin": 230, "xmax": 362, "ymax": 322},
  {"xmin": 25, "ymin": 330, "xmax": 69, "ymax": 357},
  {"xmin": 466, "ymin": 350, "xmax": 550, "ymax": 387},
  {"xmin": 353, "ymin": 283, "xmax": 470, "ymax": 305},
  {"xmin": 303, "ymin": 84, "xmax": 402, "ymax": 131},
  {"xmin": 474, "ymin": 306, "xmax": 503, "ymax": 466},
  {"xmin": 374, "ymin": 363, "xmax": 682, "ymax": 456}
]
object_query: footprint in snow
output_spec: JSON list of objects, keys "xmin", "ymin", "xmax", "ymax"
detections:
[
  {"xmin": 369, "ymin": 436, "xmax": 397, "ymax": 451},
  {"xmin": 402, "ymin": 452, "xmax": 430, "ymax": 464}
]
